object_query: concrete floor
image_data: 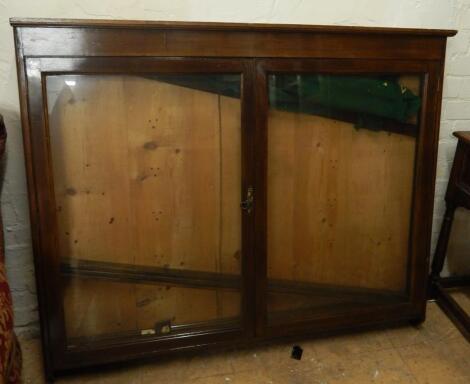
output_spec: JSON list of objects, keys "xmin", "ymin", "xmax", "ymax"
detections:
[{"xmin": 20, "ymin": 302, "xmax": 470, "ymax": 384}]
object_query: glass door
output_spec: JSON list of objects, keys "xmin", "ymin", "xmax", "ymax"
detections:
[
  {"xmin": 30, "ymin": 58, "xmax": 255, "ymax": 351},
  {"xmin": 254, "ymin": 59, "xmax": 430, "ymax": 333}
]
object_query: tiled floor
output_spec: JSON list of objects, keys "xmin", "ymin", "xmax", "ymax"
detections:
[{"xmin": 21, "ymin": 302, "xmax": 470, "ymax": 383}]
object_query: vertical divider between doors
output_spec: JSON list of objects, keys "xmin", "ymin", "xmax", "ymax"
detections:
[
  {"xmin": 241, "ymin": 59, "xmax": 258, "ymax": 337},
  {"xmin": 253, "ymin": 60, "xmax": 268, "ymax": 336}
]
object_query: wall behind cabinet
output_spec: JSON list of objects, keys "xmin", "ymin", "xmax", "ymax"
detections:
[{"xmin": 0, "ymin": 0, "xmax": 469, "ymax": 336}]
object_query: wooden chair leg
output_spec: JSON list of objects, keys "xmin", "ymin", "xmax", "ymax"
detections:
[{"xmin": 431, "ymin": 203, "xmax": 456, "ymax": 281}]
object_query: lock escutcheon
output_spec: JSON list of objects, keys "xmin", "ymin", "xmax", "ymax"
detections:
[{"xmin": 240, "ymin": 186, "xmax": 254, "ymax": 214}]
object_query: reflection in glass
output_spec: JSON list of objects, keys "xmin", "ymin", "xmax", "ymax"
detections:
[
  {"xmin": 266, "ymin": 74, "xmax": 421, "ymax": 324},
  {"xmin": 46, "ymin": 74, "xmax": 242, "ymax": 346}
]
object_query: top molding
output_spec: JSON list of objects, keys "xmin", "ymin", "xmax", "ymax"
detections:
[{"xmin": 10, "ymin": 18, "xmax": 457, "ymax": 37}]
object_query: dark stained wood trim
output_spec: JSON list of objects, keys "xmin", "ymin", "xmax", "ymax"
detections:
[
  {"xmin": 13, "ymin": 27, "xmax": 56, "ymax": 380},
  {"xmin": 60, "ymin": 258, "xmax": 405, "ymax": 305},
  {"xmin": 14, "ymin": 27, "xmax": 447, "ymax": 60},
  {"xmin": 56, "ymin": 301, "xmax": 418, "ymax": 372},
  {"xmin": 66, "ymin": 317, "xmax": 242, "ymax": 352},
  {"xmin": 61, "ymin": 259, "xmax": 241, "ymax": 290},
  {"xmin": 240, "ymin": 59, "xmax": 257, "ymax": 338},
  {"xmin": 9, "ymin": 18, "xmax": 457, "ymax": 37},
  {"xmin": 268, "ymin": 297, "xmax": 406, "ymax": 326},
  {"xmin": 27, "ymin": 57, "xmax": 247, "ymax": 74},
  {"xmin": 24, "ymin": 51, "xmax": 69, "ymax": 375},
  {"xmin": 253, "ymin": 60, "xmax": 268, "ymax": 337},
  {"xmin": 27, "ymin": 57, "xmax": 436, "ymax": 77},
  {"xmin": 255, "ymin": 58, "xmax": 433, "ymax": 72},
  {"xmin": 409, "ymin": 61, "xmax": 443, "ymax": 321},
  {"xmin": 263, "ymin": 302, "xmax": 418, "ymax": 338},
  {"xmin": 268, "ymin": 279, "xmax": 407, "ymax": 303}
]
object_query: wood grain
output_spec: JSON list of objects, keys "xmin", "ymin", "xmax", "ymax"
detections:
[
  {"xmin": 16, "ymin": 27, "xmax": 447, "ymax": 60},
  {"xmin": 9, "ymin": 18, "xmax": 457, "ymax": 37},
  {"xmin": 63, "ymin": 277, "xmax": 240, "ymax": 339},
  {"xmin": 47, "ymin": 75, "xmax": 242, "ymax": 339},
  {"xmin": 266, "ymin": 109, "xmax": 416, "ymax": 297}
]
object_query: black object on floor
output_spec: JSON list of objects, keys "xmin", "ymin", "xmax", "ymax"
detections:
[{"xmin": 291, "ymin": 345, "xmax": 303, "ymax": 360}]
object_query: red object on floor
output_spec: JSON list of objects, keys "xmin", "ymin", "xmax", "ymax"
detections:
[{"xmin": 0, "ymin": 115, "xmax": 21, "ymax": 384}]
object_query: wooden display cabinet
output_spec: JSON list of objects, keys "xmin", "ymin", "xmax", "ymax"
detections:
[{"xmin": 11, "ymin": 18, "xmax": 455, "ymax": 380}]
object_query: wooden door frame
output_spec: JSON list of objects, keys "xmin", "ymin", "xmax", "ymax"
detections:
[
  {"xmin": 23, "ymin": 56, "xmax": 257, "ymax": 373},
  {"xmin": 253, "ymin": 58, "xmax": 443, "ymax": 338},
  {"xmin": 20, "ymin": 54, "xmax": 445, "ymax": 375}
]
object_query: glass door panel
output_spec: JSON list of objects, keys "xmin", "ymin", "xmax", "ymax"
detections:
[
  {"xmin": 46, "ymin": 74, "xmax": 243, "ymax": 345},
  {"xmin": 266, "ymin": 73, "xmax": 421, "ymax": 324}
]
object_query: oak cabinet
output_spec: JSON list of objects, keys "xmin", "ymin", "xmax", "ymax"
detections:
[{"xmin": 11, "ymin": 18, "xmax": 455, "ymax": 379}]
